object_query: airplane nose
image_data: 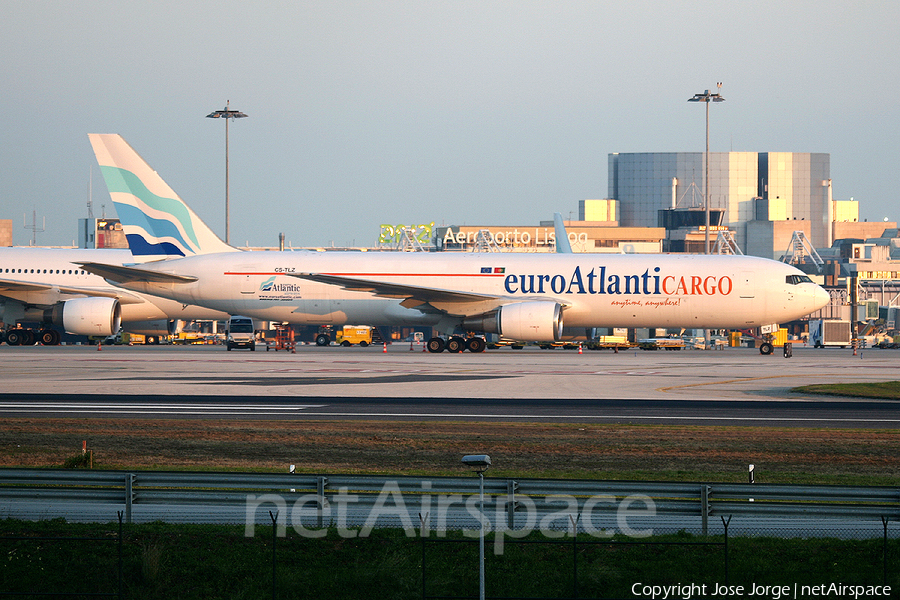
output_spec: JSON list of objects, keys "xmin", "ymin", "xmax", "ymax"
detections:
[{"xmin": 813, "ymin": 285, "xmax": 830, "ymax": 311}]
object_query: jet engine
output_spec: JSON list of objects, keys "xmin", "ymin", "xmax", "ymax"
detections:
[
  {"xmin": 462, "ymin": 301, "xmax": 563, "ymax": 342},
  {"xmin": 44, "ymin": 297, "xmax": 122, "ymax": 337}
]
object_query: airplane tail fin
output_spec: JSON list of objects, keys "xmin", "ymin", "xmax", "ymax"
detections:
[
  {"xmin": 88, "ymin": 134, "xmax": 238, "ymax": 257},
  {"xmin": 553, "ymin": 213, "xmax": 573, "ymax": 254}
]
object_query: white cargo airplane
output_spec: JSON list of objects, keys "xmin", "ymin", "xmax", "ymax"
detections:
[
  {"xmin": 0, "ymin": 247, "xmax": 228, "ymax": 345},
  {"xmin": 83, "ymin": 134, "xmax": 830, "ymax": 353}
]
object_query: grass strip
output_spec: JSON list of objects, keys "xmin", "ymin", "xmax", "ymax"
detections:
[
  {"xmin": 791, "ymin": 381, "xmax": 900, "ymax": 399},
  {"xmin": 3, "ymin": 418, "xmax": 899, "ymax": 486}
]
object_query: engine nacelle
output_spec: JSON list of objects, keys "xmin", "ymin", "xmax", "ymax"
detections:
[
  {"xmin": 462, "ymin": 301, "xmax": 563, "ymax": 342},
  {"xmin": 45, "ymin": 297, "xmax": 122, "ymax": 336}
]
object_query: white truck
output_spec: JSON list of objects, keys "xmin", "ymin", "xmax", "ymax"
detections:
[
  {"xmin": 809, "ymin": 319, "xmax": 851, "ymax": 348},
  {"xmin": 226, "ymin": 316, "xmax": 256, "ymax": 351}
]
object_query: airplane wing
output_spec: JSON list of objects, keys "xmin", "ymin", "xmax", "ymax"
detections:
[
  {"xmin": 288, "ymin": 272, "xmax": 500, "ymax": 308},
  {"xmin": 0, "ymin": 277, "xmax": 149, "ymax": 305},
  {"xmin": 78, "ymin": 262, "xmax": 198, "ymax": 284}
]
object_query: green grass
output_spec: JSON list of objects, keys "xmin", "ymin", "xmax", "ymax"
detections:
[
  {"xmin": 0, "ymin": 518, "xmax": 896, "ymax": 599},
  {"xmin": 4, "ymin": 419, "xmax": 900, "ymax": 487},
  {"xmin": 792, "ymin": 381, "xmax": 900, "ymax": 399}
]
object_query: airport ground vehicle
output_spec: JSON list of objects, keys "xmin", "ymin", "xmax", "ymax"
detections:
[
  {"xmin": 809, "ymin": 319, "xmax": 851, "ymax": 348},
  {"xmin": 266, "ymin": 324, "xmax": 295, "ymax": 352},
  {"xmin": 336, "ymin": 325, "xmax": 374, "ymax": 347},
  {"xmin": 226, "ymin": 316, "xmax": 256, "ymax": 351}
]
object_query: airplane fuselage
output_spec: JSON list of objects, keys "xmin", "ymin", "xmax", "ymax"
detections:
[
  {"xmin": 0, "ymin": 247, "xmax": 227, "ymax": 329},
  {"xmin": 111, "ymin": 251, "xmax": 829, "ymax": 332}
]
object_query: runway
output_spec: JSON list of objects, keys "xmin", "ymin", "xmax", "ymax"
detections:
[
  {"xmin": 0, "ymin": 394, "xmax": 898, "ymax": 427},
  {"xmin": 2, "ymin": 343, "xmax": 899, "ymax": 428}
]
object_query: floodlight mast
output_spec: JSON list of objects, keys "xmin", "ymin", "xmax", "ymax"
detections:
[
  {"xmin": 687, "ymin": 85, "xmax": 725, "ymax": 255},
  {"xmin": 206, "ymin": 100, "xmax": 248, "ymax": 245},
  {"xmin": 462, "ymin": 454, "xmax": 491, "ymax": 600}
]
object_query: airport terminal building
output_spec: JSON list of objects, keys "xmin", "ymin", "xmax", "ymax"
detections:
[
  {"xmin": 609, "ymin": 151, "xmax": 846, "ymax": 258},
  {"xmin": 428, "ymin": 151, "xmax": 893, "ymax": 261}
]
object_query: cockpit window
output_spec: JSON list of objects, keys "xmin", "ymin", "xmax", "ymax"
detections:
[{"xmin": 786, "ymin": 274, "xmax": 813, "ymax": 285}]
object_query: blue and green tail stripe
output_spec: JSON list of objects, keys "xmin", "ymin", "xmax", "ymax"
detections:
[{"xmin": 89, "ymin": 133, "xmax": 238, "ymax": 257}]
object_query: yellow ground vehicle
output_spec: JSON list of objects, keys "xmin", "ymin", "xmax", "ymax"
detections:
[{"xmin": 335, "ymin": 326, "xmax": 373, "ymax": 347}]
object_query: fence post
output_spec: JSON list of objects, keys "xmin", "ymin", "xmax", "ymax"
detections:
[
  {"xmin": 570, "ymin": 514, "xmax": 579, "ymax": 599},
  {"xmin": 270, "ymin": 510, "xmax": 278, "ymax": 600},
  {"xmin": 421, "ymin": 533, "xmax": 426, "ymax": 600},
  {"xmin": 506, "ymin": 480, "xmax": 518, "ymax": 529},
  {"xmin": 317, "ymin": 476, "xmax": 328, "ymax": 529},
  {"xmin": 124, "ymin": 474, "xmax": 135, "ymax": 524},
  {"xmin": 701, "ymin": 485, "xmax": 710, "ymax": 536},
  {"xmin": 882, "ymin": 516, "xmax": 889, "ymax": 585},
  {"xmin": 117, "ymin": 511, "xmax": 124, "ymax": 600},
  {"xmin": 721, "ymin": 515, "xmax": 731, "ymax": 586}
]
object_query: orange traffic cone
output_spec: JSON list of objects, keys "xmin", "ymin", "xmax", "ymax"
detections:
[
  {"xmin": 383, "ymin": 342, "xmax": 387, "ymax": 353},
  {"xmin": 578, "ymin": 344, "xmax": 583, "ymax": 354}
]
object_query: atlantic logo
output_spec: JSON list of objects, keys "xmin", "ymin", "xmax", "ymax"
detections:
[
  {"xmin": 503, "ymin": 266, "xmax": 733, "ymax": 296},
  {"xmin": 259, "ymin": 276, "xmax": 301, "ymax": 293},
  {"xmin": 260, "ymin": 276, "xmax": 276, "ymax": 292}
]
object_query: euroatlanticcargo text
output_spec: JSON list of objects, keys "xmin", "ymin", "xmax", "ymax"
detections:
[{"xmin": 504, "ymin": 266, "xmax": 733, "ymax": 296}]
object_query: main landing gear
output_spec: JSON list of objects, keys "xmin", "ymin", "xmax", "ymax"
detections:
[
  {"xmin": 3, "ymin": 328, "xmax": 60, "ymax": 346},
  {"xmin": 427, "ymin": 336, "xmax": 487, "ymax": 353}
]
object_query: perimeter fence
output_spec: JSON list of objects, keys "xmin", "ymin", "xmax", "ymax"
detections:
[
  {"xmin": 1, "ymin": 469, "xmax": 898, "ymax": 599},
  {"xmin": 1, "ymin": 469, "xmax": 899, "ymax": 538}
]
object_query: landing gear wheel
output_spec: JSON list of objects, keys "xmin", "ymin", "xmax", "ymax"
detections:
[
  {"xmin": 5, "ymin": 330, "xmax": 22, "ymax": 346},
  {"xmin": 39, "ymin": 330, "xmax": 60, "ymax": 346},
  {"xmin": 315, "ymin": 333, "xmax": 330, "ymax": 347},
  {"xmin": 465, "ymin": 337, "xmax": 486, "ymax": 353},
  {"xmin": 759, "ymin": 342, "xmax": 774, "ymax": 355},
  {"xmin": 427, "ymin": 337, "xmax": 445, "ymax": 353},
  {"xmin": 21, "ymin": 329, "xmax": 36, "ymax": 346},
  {"xmin": 447, "ymin": 337, "xmax": 465, "ymax": 353}
]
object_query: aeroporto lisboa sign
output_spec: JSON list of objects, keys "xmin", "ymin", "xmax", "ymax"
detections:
[{"xmin": 379, "ymin": 222, "xmax": 591, "ymax": 249}]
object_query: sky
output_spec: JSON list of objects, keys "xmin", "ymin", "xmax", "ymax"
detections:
[{"xmin": 2, "ymin": 1, "xmax": 898, "ymax": 248}]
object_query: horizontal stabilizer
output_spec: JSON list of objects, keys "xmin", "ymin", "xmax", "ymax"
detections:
[{"xmin": 78, "ymin": 262, "xmax": 198, "ymax": 284}]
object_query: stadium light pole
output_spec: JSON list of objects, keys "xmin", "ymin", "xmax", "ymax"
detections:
[
  {"xmin": 687, "ymin": 85, "xmax": 725, "ymax": 254},
  {"xmin": 206, "ymin": 100, "xmax": 248, "ymax": 245}
]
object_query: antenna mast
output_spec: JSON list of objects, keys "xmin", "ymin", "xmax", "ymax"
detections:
[{"xmin": 24, "ymin": 211, "xmax": 45, "ymax": 246}]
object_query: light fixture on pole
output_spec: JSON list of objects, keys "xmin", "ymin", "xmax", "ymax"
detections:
[
  {"xmin": 462, "ymin": 454, "xmax": 491, "ymax": 600},
  {"xmin": 687, "ymin": 84, "xmax": 725, "ymax": 255},
  {"xmin": 206, "ymin": 100, "xmax": 248, "ymax": 245}
]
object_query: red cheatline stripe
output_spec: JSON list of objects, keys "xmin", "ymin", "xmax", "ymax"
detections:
[{"xmin": 223, "ymin": 272, "xmax": 505, "ymax": 277}]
